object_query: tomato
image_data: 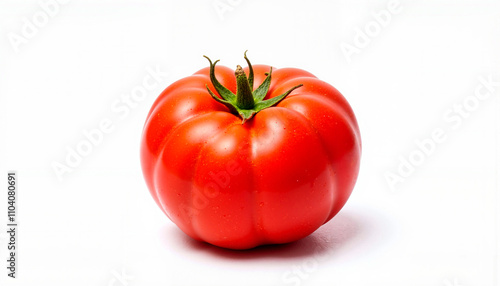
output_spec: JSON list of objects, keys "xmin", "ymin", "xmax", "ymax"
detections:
[{"xmin": 140, "ymin": 52, "xmax": 361, "ymax": 249}]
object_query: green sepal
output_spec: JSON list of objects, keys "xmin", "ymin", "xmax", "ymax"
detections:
[
  {"xmin": 253, "ymin": 67, "xmax": 272, "ymax": 102},
  {"xmin": 243, "ymin": 50, "xmax": 254, "ymax": 91},
  {"xmin": 205, "ymin": 85, "xmax": 238, "ymax": 115},
  {"xmin": 203, "ymin": 56, "xmax": 236, "ymax": 102},
  {"xmin": 254, "ymin": 84, "xmax": 303, "ymax": 111}
]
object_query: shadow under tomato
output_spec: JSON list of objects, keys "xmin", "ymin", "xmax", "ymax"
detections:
[{"xmin": 162, "ymin": 210, "xmax": 365, "ymax": 260}]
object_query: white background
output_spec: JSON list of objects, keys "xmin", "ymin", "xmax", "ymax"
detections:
[{"xmin": 0, "ymin": 0, "xmax": 499, "ymax": 285}]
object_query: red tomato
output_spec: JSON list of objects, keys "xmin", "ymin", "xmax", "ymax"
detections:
[{"xmin": 141, "ymin": 52, "xmax": 361, "ymax": 249}]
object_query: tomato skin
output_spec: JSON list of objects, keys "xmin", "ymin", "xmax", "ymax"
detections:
[{"xmin": 141, "ymin": 63, "xmax": 361, "ymax": 249}]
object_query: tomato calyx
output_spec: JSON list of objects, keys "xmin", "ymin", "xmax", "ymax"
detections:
[{"xmin": 204, "ymin": 51, "xmax": 303, "ymax": 123}]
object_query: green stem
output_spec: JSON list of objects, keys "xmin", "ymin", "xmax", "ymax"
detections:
[
  {"xmin": 204, "ymin": 52, "xmax": 303, "ymax": 124},
  {"xmin": 235, "ymin": 65, "xmax": 255, "ymax": 109}
]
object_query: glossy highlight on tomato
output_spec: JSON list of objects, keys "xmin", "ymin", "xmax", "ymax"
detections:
[{"xmin": 140, "ymin": 52, "xmax": 361, "ymax": 249}]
